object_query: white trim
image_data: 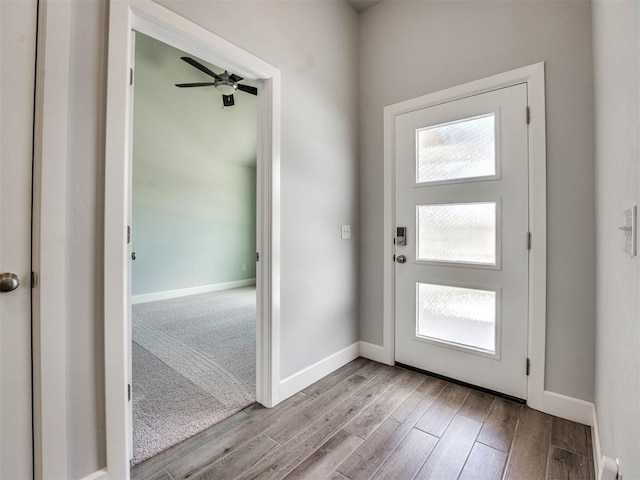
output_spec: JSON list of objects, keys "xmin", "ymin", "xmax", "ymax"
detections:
[
  {"xmin": 104, "ymin": 3, "xmax": 133, "ymax": 476},
  {"xmin": 359, "ymin": 341, "xmax": 389, "ymax": 364},
  {"xmin": 31, "ymin": 0, "xmax": 72, "ymax": 478},
  {"xmin": 382, "ymin": 63, "xmax": 547, "ymax": 408},
  {"xmin": 524, "ymin": 64, "xmax": 547, "ymax": 411},
  {"xmin": 105, "ymin": 1, "xmax": 281, "ymax": 478},
  {"xmin": 79, "ymin": 469, "xmax": 109, "ymax": 480},
  {"xmin": 539, "ymin": 390, "xmax": 593, "ymax": 426},
  {"xmin": 279, "ymin": 343, "xmax": 360, "ymax": 402},
  {"xmin": 591, "ymin": 404, "xmax": 602, "ymax": 478},
  {"xmin": 131, "ymin": 279, "xmax": 257, "ymax": 304}
]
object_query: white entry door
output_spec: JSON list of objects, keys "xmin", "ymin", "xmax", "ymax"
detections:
[
  {"xmin": 394, "ymin": 84, "xmax": 529, "ymax": 399},
  {"xmin": 0, "ymin": 0, "xmax": 37, "ymax": 477}
]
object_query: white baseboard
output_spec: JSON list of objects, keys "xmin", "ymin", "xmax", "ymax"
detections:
[
  {"xmin": 279, "ymin": 342, "xmax": 360, "ymax": 401},
  {"xmin": 79, "ymin": 469, "xmax": 108, "ymax": 480},
  {"xmin": 359, "ymin": 341, "xmax": 389, "ymax": 364},
  {"xmin": 540, "ymin": 390, "xmax": 594, "ymax": 426},
  {"xmin": 132, "ymin": 278, "xmax": 256, "ymax": 304}
]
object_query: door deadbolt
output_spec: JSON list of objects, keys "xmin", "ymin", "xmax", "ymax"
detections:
[
  {"xmin": 0, "ymin": 273, "xmax": 20, "ymax": 292},
  {"xmin": 396, "ymin": 227, "xmax": 407, "ymax": 246},
  {"xmin": 396, "ymin": 255, "xmax": 407, "ymax": 264}
]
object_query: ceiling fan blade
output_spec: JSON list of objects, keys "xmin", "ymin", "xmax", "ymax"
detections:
[
  {"xmin": 237, "ymin": 84, "xmax": 258, "ymax": 96},
  {"xmin": 181, "ymin": 57, "xmax": 221, "ymax": 80},
  {"xmin": 175, "ymin": 82, "xmax": 216, "ymax": 88},
  {"xmin": 222, "ymin": 94, "xmax": 235, "ymax": 107},
  {"xmin": 229, "ymin": 74, "xmax": 243, "ymax": 83}
]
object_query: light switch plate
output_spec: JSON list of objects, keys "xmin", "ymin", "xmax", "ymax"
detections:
[
  {"xmin": 622, "ymin": 205, "xmax": 637, "ymax": 257},
  {"xmin": 341, "ymin": 224, "xmax": 351, "ymax": 240}
]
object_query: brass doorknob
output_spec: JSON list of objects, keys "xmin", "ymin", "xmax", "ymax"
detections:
[{"xmin": 0, "ymin": 273, "xmax": 20, "ymax": 292}]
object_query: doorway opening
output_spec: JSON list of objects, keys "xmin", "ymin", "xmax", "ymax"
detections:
[
  {"xmin": 129, "ymin": 32, "xmax": 258, "ymax": 465},
  {"xmin": 104, "ymin": 2, "xmax": 281, "ymax": 476}
]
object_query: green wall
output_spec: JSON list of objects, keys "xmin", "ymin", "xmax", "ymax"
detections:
[{"xmin": 132, "ymin": 33, "xmax": 257, "ymax": 296}]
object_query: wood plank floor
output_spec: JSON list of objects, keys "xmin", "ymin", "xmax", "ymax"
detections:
[{"xmin": 131, "ymin": 359, "xmax": 594, "ymax": 480}]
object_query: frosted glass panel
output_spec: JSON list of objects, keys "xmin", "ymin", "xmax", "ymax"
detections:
[
  {"xmin": 417, "ymin": 202, "xmax": 496, "ymax": 264},
  {"xmin": 417, "ymin": 283, "xmax": 496, "ymax": 352},
  {"xmin": 417, "ymin": 114, "xmax": 495, "ymax": 183}
]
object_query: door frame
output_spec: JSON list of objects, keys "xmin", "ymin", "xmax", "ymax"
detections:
[
  {"xmin": 32, "ymin": 0, "xmax": 73, "ymax": 478},
  {"xmin": 382, "ymin": 63, "xmax": 547, "ymax": 410},
  {"xmin": 105, "ymin": 1, "xmax": 281, "ymax": 478}
]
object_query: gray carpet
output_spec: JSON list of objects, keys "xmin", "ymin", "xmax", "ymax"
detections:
[{"xmin": 132, "ymin": 286, "xmax": 256, "ymax": 465}]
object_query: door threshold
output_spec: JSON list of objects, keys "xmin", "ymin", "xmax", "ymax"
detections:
[{"xmin": 394, "ymin": 362, "xmax": 526, "ymax": 405}]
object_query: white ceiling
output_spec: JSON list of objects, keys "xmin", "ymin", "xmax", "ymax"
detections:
[{"xmin": 346, "ymin": 0, "xmax": 383, "ymax": 13}]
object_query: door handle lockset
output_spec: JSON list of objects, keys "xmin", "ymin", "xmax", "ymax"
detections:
[
  {"xmin": 396, "ymin": 255, "xmax": 407, "ymax": 264},
  {"xmin": 0, "ymin": 272, "xmax": 20, "ymax": 292}
]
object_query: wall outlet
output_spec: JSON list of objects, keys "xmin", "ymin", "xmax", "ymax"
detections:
[
  {"xmin": 242, "ymin": 264, "xmax": 247, "ymax": 272},
  {"xmin": 341, "ymin": 224, "xmax": 351, "ymax": 240}
]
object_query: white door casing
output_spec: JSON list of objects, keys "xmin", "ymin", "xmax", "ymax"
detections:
[
  {"xmin": 0, "ymin": 0, "xmax": 36, "ymax": 477},
  {"xmin": 394, "ymin": 84, "xmax": 529, "ymax": 399},
  {"xmin": 382, "ymin": 63, "xmax": 547, "ymax": 410},
  {"xmin": 105, "ymin": 1, "xmax": 281, "ymax": 477},
  {"xmin": 127, "ymin": 30, "xmax": 136, "ymax": 462}
]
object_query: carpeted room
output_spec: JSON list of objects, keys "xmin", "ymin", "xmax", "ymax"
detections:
[
  {"xmin": 130, "ymin": 32, "xmax": 259, "ymax": 464},
  {"xmin": 132, "ymin": 288, "xmax": 256, "ymax": 464}
]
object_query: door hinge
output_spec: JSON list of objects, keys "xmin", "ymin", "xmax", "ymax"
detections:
[
  {"xmin": 128, "ymin": 383, "xmax": 131, "ymax": 401},
  {"xmin": 527, "ymin": 232, "xmax": 532, "ymax": 250},
  {"xmin": 526, "ymin": 358, "xmax": 531, "ymax": 376},
  {"xmin": 31, "ymin": 272, "xmax": 37, "ymax": 288},
  {"xmin": 526, "ymin": 106, "xmax": 531, "ymax": 125},
  {"xmin": 256, "ymin": 252, "xmax": 259, "ymax": 262},
  {"xmin": 130, "ymin": 68, "xmax": 134, "ymax": 86},
  {"xmin": 127, "ymin": 225, "xmax": 131, "ymax": 244}
]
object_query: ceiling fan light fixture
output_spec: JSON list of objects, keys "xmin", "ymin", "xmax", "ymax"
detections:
[
  {"xmin": 176, "ymin": 59, "xmax": 257, "ymax": 107},
  {"xmin": 215, "ymin": 81, "xmax": 237, "ymax": 96}
]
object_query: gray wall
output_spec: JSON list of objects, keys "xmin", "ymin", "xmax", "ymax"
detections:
[
  {"xmin": 64, "ymin": 1, "xmax": 359, "ymax": 477},
  {"xmin": 592, "ymin": 1, "xmax": 640, "ymax": 477},
  {"xmin": 358, "ymin": 0, "xmax": 596, "ymax": 402},
  {"xmin": 132, "ymin": 34, "xmax": 257, "ymax": 296}
]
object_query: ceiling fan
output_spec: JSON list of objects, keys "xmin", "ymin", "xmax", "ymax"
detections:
[{"xmin": 175, "ymin": 56, "xmax": 258, "ymax": 107}]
